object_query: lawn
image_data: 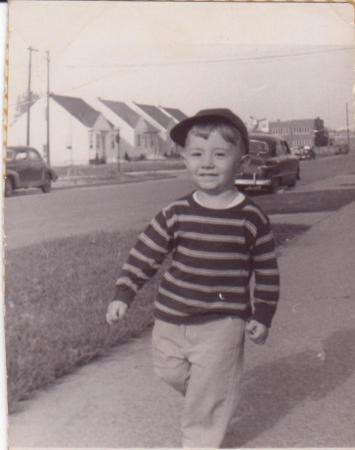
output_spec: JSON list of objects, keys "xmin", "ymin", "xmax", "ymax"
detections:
[
  {"xmin": 54, "ymin": 159, "xmax": 185, "ymax": 178},
  {"xmin": 254, "ymin": 188, "xmax": 355, "ymax": 215},
  {"xmin": 5, "ymin": 223, "xmax": 309, "ymax": 408}
]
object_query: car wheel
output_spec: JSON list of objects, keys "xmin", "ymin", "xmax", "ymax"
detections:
[
  {"xmin": 287, "ymin": 174, "xmax": 297, "ymax": 188},
  {"xmin": 41, "ymin": 174, "xmax": 52, "ymax": 193},
  {"xmin": 267, "ymin": 177, "xmax": 280, "ymax": 194},
  {"xmin": 5, "ymin": 178, "xmax": 14, "ymax": 197}
]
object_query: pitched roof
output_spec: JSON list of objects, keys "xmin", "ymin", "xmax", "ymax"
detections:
[
  {"xmin": 135, "ymin": 103, "xmax": 172, "ymax": 129},
  {"xmin": 162, "ymin": 107, "xmax": 187, "ymax": 122},
  {"xmin": 51, "ymin": 94, "xmax": 101, "ymax": 128},
  {"xmin": 99, "ymin": 99, "xmax": 158, "ymax": 132},
  {"xmin": 99, "ymin": 99, "xmax": 140, "ymax": 128}
]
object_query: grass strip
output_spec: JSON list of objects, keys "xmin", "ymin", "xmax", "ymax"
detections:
[
  {"xmin": 254, "ymin": 188, "xmax": 355, "ymax": 215},
  {"xmin": 5, "ymin": 223, "xmax": 309, "ymax": 408}
]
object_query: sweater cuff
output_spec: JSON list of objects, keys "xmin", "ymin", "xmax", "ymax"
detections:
[
  {"xmin": 113, "ymin": 285, "xmax": 135, "ymax": 306},
  {"xmin": 251, "ymin": 303, "xmax": 277, "ymax": 328}
]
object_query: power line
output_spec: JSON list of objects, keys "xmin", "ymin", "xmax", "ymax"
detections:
[
  {"xmin": 56, "ymin": 45, "xmax": 354, "ymax": 94},
  {"xmin": 62, "ymin": 46, "xmax": 354, "ymax": 69},
  {"xmin": 52, "ymin": 6, "xmax": 112, "ymax": 60}
]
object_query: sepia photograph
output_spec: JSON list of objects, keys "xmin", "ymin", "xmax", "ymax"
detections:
[{"xmin": 3, "ymin": 1, "xmax": 355, "ymax": 448}]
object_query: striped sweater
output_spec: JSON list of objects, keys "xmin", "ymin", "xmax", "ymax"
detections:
[{"xmin": 114, "ymin": 192, "xmax": 280, "ymax": 327}]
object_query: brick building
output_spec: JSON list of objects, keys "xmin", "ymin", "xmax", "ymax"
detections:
[{"xmin": 269, "ymin": 117, "xmax": 325, "ymax": 149}]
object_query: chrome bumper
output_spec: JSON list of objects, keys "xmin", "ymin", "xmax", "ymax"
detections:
[{"xmin": 235, "ymin": 176, "xmax": 272, "ymax": 187}]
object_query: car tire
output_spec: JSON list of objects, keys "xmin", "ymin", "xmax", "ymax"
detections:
[
  {"xmin": 287, "ymin": 175, "xmax": 297, "ymax": 188},
  {"xmin": 5, "ymin": 177, "xmax": 14, "ymax": 197},
  {"xmin": 41, "ymin": 174, "xmax": 52, "ymax": 193},
  {"xmin": 267, "ymin": 177, "xmax": 280, "ymax": 194}
]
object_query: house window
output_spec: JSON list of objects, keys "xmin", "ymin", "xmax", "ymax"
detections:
[
  {"xmin": 89, "ymin": 132, "xmax": 93, "ymax": 149},
  {"xmin": 137, "ymin": 135, "xmax": 141, "ymax": 147},
  {"xmin": 111, "ymin": 133, "xmax": 115, "ymax": 150},
  {"xmin": 96, "ymin": 134, "xmax": 100, "ymax": 150}
]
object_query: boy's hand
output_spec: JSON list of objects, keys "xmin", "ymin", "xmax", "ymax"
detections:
[
  {"xmin": 246, "ymin": 319, "xmax": 269, "ymax": 345},
  {"xmin": 106, "ymin": 300, "xmax": 128, "ymax": 325}
]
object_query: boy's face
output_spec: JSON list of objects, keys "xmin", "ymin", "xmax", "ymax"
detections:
[{"xmin": 182, "ymin": 129, "xmax": 244, "ymax": 195}]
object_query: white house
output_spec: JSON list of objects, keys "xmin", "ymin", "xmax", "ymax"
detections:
[
  {"xmin": 131, "ymin": 102, "xmax": 180, "ymax": 155},
  {"xmin": 8, "ymin": 93, "xmax": 116, "ymax": 166},
  {"xmin": 95, "ymin": 98, "xmax": 161, "ymax": 160}
]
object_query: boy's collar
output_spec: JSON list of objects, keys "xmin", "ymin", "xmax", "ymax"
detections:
[{"xmin": 192, "ymin": 190, "xmax": 245, "ymax": 210}]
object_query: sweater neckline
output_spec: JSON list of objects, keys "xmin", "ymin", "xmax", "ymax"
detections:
[{"xmin": 189, "ymin": 191, "xmax": 248, "ymax": 212}]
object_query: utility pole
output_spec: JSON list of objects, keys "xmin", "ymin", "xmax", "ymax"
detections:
[
  {"xmin": 346, "ymin": 103, "xmax": 350, "ymax": 152},
  {"xmin": 46, "ymin": 50, "xmax": 51, "ymax": 165},
  {"xmin": 26, "ymin": 46, "xmax": 38, "ymax": 146}
]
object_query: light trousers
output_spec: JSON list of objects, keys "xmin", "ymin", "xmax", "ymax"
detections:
[{"xmin": 152, "ymin": 317, "xmax": 245, "ymax": 448}]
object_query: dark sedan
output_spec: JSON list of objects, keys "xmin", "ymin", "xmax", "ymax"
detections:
[
  {"xmin": 5, "ymin": 146, "xmax": 58, "ymax": 197},
  {"xmin": 235, "ymin": 133, "xmax": 300, "ymax": 193}
]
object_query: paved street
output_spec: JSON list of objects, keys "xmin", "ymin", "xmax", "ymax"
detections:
[
  {"xmin": 5, "ymin": 153, "xmax": 355, "ymax": 250},
  {"xmin": 4, "ymin": 174, "xmax": 193, "ymax": 250},
  {"xmin": 8, "ymin": 194, "xmax": 355, "ymax": 447}
]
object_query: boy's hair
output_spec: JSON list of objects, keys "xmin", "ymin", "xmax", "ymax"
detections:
[{"xmin": 185, "ymin": 121, "xmax": 245, "ymax": 153}]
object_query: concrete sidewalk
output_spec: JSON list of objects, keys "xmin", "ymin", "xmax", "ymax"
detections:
[
  {"xmin": 224, "ymin": 199, "xmax": 355, "ymax": 447},
  {"xmin": 9, "ymin": 201, "xmax": 355, "ymax": 448}
]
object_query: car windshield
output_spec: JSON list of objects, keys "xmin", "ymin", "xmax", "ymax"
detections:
[{"xmin": 249, "ymin": 140, "xmax": 270, "ymax": 156}]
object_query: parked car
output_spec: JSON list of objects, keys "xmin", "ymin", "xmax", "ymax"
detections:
[
  {"xmin": 294, "ymin": 146, "xmax": 316, "ymax": 160},
  {"xmin": 235, "ymin": 133, "xmax": 300, "ymax": 193},
  {"xmin": 5, "ymin": 146, "xmax": 58, "ymax": 197}
]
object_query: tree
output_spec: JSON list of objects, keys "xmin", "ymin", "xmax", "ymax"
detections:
[
  {"xmin": 314, "ymin": 117, "xmax": 329, "ymax": 147},
  {"xmin": 314, "ymin": 128, "xmax": 329, "ymax": 146},
  {"xmin": 14, "ymin": 91, "xmax": 40, "ymax": 119}
]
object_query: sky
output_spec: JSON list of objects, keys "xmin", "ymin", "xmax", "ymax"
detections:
[{"xmin": 7, "ymin": 1, "xmax": 355, "ymax": 129}]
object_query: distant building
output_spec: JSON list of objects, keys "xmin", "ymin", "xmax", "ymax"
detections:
[
  {"xmin": 133, "ymin": 103, "xmax": 178, "ymax": 155},
  {"xmin": 96, "ymin": 98, "xmax": 161, "ymax": 160},
  {"xmin": 8, "ymin": 93, "xmax": 115, "ymax": 166},
  {"xmin": 269, "ymin": 117, "xmax": 325, "ymax": 148}
]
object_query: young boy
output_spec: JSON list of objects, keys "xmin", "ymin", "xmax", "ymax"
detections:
[{"xmin": 106, "ymin": 108, "xmax": 280, "ymax": 448}]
